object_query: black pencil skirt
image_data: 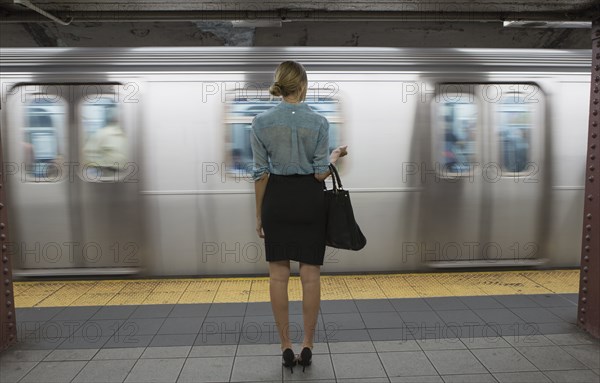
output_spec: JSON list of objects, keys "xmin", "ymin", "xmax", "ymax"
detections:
[{"xmin": 261, "ymin": 173, "xmax": 327, "ymax": 265}]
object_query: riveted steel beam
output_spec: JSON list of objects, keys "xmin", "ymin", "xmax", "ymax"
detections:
[
  {"xmin": 0, "ymin": 117, "xmax": 17, "ymax": 351},
  {"xmin": 577, "ymin": 17, "xmax": 600, "ymax": 339}
]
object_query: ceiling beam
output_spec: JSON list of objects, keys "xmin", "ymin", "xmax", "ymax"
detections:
[{"xmin": 0, "ymin": 9, "xmax": 597, "ymax": 24}]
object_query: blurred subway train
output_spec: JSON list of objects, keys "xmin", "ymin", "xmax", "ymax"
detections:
[{"xmin": 0, "ymin": 47, "xmax": 592, "ymax": 277}]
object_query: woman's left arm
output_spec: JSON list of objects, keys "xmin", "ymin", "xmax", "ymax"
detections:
[
  {"xmin": 254, "ymin": 173, "xmax": 268, "ymax": 238},
  {"xmin": 250, "ymin": 119, "xmax": 270, "ymax": 238}
]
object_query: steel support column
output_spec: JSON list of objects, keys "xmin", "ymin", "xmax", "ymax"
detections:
[
  {"xmin": 0, "ymin": 123, "xmax": 17, "ymax": 351},
  {"xmin": 578, "ymin": 17, "xmax": 600, "ymax": 338}
]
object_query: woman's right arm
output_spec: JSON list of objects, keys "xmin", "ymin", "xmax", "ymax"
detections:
[
  {"xmin": 313, "ymin": 118, "xmax": 347, "ymax": 182},
  {"xmin": 314, "ymin": 145, "xmax": 348, "ymax": 182}
]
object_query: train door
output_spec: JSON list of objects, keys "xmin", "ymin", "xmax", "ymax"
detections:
[
  {"xmin": 6, "ymin": 84, "xmax": 141, "ymax": 274},
  {"xmin": 6, "ymin": 86, "xmax": 74, "ymax": 271},
  {"xmin": 420, "ymin": 84, "xmax": 485, "ymax": 265},
  {"xmin": 484, "ymin": 84, "xmax": 545, "ymax": 264},
  {"xmin": 74, "ymin": 85, "xmax": 141, "ymax": 271},
  {"xmin": 422, "ymin": 83, "xmax": 544, "ymax": 266}
]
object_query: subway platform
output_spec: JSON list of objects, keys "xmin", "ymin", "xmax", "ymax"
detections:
[{"xmin": 1, "ymin": 270, "xmax": 599, "ymax": 383}]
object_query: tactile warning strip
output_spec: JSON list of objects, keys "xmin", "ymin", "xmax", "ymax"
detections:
[{"xmin": 13, "ymin": 269, "xmax": 580, "ymax": 308}]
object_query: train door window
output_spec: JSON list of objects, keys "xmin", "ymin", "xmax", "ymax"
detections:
[
  {"xmin": 226, "ymin": 98, "xmax": 278, "ymax": 173},
  {"xmin": 434, "ymin": 94, "xmax": 478, "ymax": 176},
  {"xmin": 79, "ymin": 97, "xmax": 128, "ymax": 182},
  {"xmin": 23, "ymin": 97, "xmax": 67, "ymax": 182},
  {"xmin": 224, "ymin": 95, "xmax": 342, "ymax": 175},
  {"xmin": 496, "ymin": 92, "xmax": 535, "ymax": 174}
]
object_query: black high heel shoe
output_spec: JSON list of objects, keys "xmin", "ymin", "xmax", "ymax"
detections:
[
  {"xmin": 282, "ymin": 348, "xmax": 296, "ymax": 373},
  {"xmin": 297, "ymin": 347, "xmax": 312, "ymax": 372}
]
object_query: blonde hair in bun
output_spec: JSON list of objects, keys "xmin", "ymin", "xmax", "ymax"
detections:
[{"xmin": 269, "ymin": 61, "xmax": 308, "ymax": 101}]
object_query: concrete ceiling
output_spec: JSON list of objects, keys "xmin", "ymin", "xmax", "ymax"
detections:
[{"xmin": 1, "ymin": 0, "xmax": 598, "ymax": 24}]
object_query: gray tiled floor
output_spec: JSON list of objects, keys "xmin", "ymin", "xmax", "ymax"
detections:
[{"xmin": 1, "ymin": 293, "xmax": 599, "ymax": 383}]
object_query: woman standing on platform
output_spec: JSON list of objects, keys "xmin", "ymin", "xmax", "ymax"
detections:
[{"xmin": 251, "ymin": 61, "xmax": 347, "ymax": 373}]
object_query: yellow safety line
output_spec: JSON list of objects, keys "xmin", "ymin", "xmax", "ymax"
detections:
[{"xmin": 13, "ymin": 269, "xmax": 580, "ymax": 308}]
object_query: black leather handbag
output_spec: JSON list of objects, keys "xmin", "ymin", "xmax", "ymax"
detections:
[{"xmin": 324, "ymin": 164, "xmax": 367, "ymax": 250}]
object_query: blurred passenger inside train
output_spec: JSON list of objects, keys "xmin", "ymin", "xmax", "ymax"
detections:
[
  {"xmin": 444, "ymin": 126, "xmax": 459, "ymax": 171},
  {"xmin": 502, "ymin": 127, "xmax": 529, "ymax": 173},
  {"xmin": 231, "ymin": 148, "xmax": 246, "ymax": 171},
  {"xmin": 82, "ymin": 105, "xmax": 128, "ymax": 180}
]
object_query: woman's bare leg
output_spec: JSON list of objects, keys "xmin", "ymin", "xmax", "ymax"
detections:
[
  {"xmin": 269, "ymin": 260, "xmax": 292, "ymax": 350},
  {"xmin": 299, "ymin": 262, "xmax": 321, "ymax": 349}
]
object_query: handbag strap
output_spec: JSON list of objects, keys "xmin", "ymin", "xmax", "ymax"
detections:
[
  {"xmin": 329, "ymin": 163, "xmax": 343, "ymax": 190},
  {"xmin": 326, "ymin": 164, "xmax": 337, "ymax": 191}
]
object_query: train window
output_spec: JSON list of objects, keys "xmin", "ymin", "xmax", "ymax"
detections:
[
  {"xmin": 224, "ymin": 95, "xmax": 342, "ymax": 175},
  {"xmin": 496, "ymin": 94, "xmax": 534, "ymax": 173},
  {"xmin": 435, "ymin": 98, "xmax": 478, "ymax": 175},
  {"xmin": 22, "ymin": 98, "xmax": 67, "ymax": 182},
  {"xmin": 80, "ymin": 98, "xmax": 128, "ymax": 182}
]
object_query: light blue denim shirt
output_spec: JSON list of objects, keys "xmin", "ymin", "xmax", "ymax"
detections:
[{"xmin": 251, "ymin": 100, "xmax": 329, "ymax": 181}]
